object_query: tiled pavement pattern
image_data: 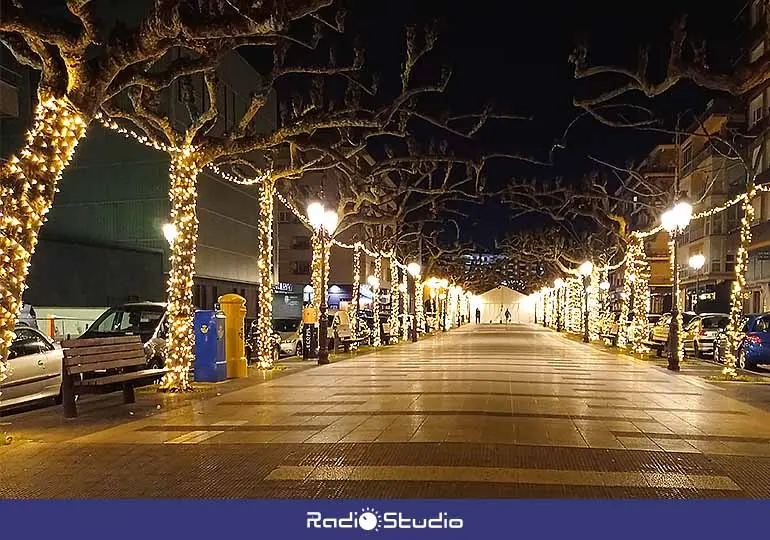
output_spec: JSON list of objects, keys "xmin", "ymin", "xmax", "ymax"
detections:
[{"xmin": 3, "ymin": 324, "xmax": 770, "ymax": 498}]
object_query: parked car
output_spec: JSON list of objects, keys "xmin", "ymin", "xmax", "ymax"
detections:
[
  {"xmin": 713, "ymin": 313, "xmax": 770, "ymax": 369},
  {"xmin": 682, "ymin": 313, "xmax": 729, "ymax": 358},
  {"xmin": 79, "ymin": 302, "xmax": 168, "ymax": 369},
  {"xmin": 646, "ymin": 311, "xmax": 697, "ymax": 356},
  {"xmin": 0, "ymin": 326, "xmax": 62, "ymax": 410},
  {"xmin": 273, "ymin": 318, "xmax": 302, "ymax": 357}
]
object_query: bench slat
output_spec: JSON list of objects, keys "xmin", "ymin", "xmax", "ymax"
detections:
[
  {"xmin": 75, "ymin": 368, "xmax": 167, "ymax": 387},
  {"xmin": 64, "ymin": 342, "xmax": 143, "ymax": 360},
  {"xmin": 64, "ymin": 348, "xmax": 146, "ymax": 367},
  {"xmin": 66, "ymin": 355, "xmax": 148, "ymax": 375},
  {"xmin": 62, "ymin": 335, "xmax": 141, "ymax": 348}
]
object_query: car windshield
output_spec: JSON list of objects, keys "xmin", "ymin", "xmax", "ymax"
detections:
[
  {"xmin": 90, "ymin": 306, "xmax": 164, "ymax": 335},
  {"xmin": 702, "ymin": 316, "xmax": 729, "ymax": 329},
  {"xmin": 273, "ymin": 319, "xmax": 300, "ymax": 333}
]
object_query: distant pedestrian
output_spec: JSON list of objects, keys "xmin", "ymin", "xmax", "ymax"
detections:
[
  {"xmin": 504, "ymin": 308, "xmax": 511, "ymax": 324},
  {"xmin": 475, "ymin": 307, "xmax": 481, "ymax": 324}
]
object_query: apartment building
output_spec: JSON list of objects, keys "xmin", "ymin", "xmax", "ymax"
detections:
[
  {"xmin": 675, "ymin": 101, "xmax": 746, "ymax": 312},
  {"xmin": 608, "ymin": 144, "xmax": 676, "ymax": 314},
  {"xmin": 736, "ymin": 0, "xmax": 770, "ymax": 312},
  {"xmin": 1, "ymin": 48, "xmax": 276, "ymax": 318}
]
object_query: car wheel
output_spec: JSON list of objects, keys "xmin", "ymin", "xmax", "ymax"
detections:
[
  {"xmin": 738, "ymin": 349, "xmax": 755, "ymax": 370},
  {"xmin": 54, "ymin": 386, "xmax": 63, "ymax": 405},
  {"xmin": 295, "ymin": 342, "xmax": 302, "ymax": 357}
]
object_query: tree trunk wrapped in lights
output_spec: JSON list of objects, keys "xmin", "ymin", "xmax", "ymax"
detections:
[
  {"xmin": 588, "ymin": 269, "xmax": 601, "ymax": 341},
  {"xmin": 725, "ymin": 192, "xmax": 755, "ymax": 376},
  {"xmin": 401, "ymin": 269, "xmax": 409, "ymax": 340},
  {"xmin": 568, "ymin": 278, "xmax": 582, "ymax": 334},
  {"xmin": 389, "ymin": 266, "xmax": 401, "ymax": 342},
  {"xmin": 373, "ymin": 256, "xmax": 382, "ymax": 347},
  {"xmin": 159, "ymin": 147, "xmax": 201, "ymax": 392},
  {"xmin": 311, "ymin": 230, "xmax": 323, "ymax": 312},
  {"xmin": 256, "ymin": 179, "xmax": 276, "ymax": 368},
  {"xmin": 415, "ymin": 278, "xmax": 425, "ymax": 334},
  {"xmin": 626, "ymin": 236, "xmax": 651, "ymax": 353},
  {"xmin": 350, "ymin": 244, "xmax": 361, "ymax": 340},
  {"xmin": 0, "ymin": 96, "xmax": 86, "ymax": 367}
]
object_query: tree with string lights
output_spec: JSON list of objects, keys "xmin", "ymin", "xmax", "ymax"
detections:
[
  {"xmin": 569, "ymin": 10, "xmax": 767, "ymax": 374},
  {"xmin": 98, "ymin": 3, "xmax": 531, "ymax": 389},
  {"xmin": 0, "ymin": 0, "xmax": 334, "ymax": 377}
]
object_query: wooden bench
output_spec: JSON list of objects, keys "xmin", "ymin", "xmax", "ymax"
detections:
[{"xmin": 61, "ymin": 336, "xmax": 167, "ymax": 418}]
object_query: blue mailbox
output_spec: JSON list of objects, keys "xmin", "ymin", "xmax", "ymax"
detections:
[{"xmin": 194, "ymin": 310, "xmax": 227, "ymax": 382}]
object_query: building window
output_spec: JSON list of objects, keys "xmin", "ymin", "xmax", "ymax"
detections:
[
  {"xmin": 726, "ymin": 253, "xmax": 736, "ymax": 273},
  {"xmin": 750, "ymin": 93, "xmax": 764, "ymax": 127},
  {"xmin": 711, "ymin": 258, "xmax": 721, "ymax": 273},
  {"xmin": 681, "ymin": 144, "xmax": 693, "ymax": 169},
  {"xmin": 277, "ymin": 211, "xmax": 291, "ymax": 223},
  {"xmin": 290, "ymin": 235, "xmax": 311, "ymax": 250},
  {"xmin": 291, "ymin": 261, "xmax": 311, "ymax": 275},
  {"xmin": 712, "ymin": 213, "xmax": 723, "ymax": 234},
  {"xmin": 752, "ymin": 41, "xmax": 766, "ymax": 63}
]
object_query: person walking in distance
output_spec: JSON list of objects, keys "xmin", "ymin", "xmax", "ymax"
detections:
[
  {"xmin": 475, "ymin": 307, "xmax": 481, "ymax": 324},
  {"xmin": 504, "ymin": 308, "xmax": 511, "ymax": 325}
]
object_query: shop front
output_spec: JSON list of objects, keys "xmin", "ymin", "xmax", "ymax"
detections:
[{"xmin": 272, "ymin": 282, "xmax": 304, "ymax": 319}]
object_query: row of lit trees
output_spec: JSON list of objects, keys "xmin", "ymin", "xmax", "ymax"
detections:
[
  {"xmin": 0, "ymin": 1, "xmax": 504, "ymax": 392},
  {"xmin": 529, "ymin": 194, "xmax": 760, "ymax": 376}
]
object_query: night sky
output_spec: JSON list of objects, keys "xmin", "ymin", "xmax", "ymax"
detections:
[{"xmin": 343, "ymin": 0, "xmax": 746, "ymax": 249}]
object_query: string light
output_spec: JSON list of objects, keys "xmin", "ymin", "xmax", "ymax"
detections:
[
  {"xmin": 373, "ymin": 256, "xmax": 382, "ymax": 347},
  {"xmin": 311, "ymin": 229, "xmax": 323, "ymax": 312},
  {"xmin": 588, "ymin": 268, "xmax": 600, "ymax": 341},
  {"xmin": 401, "ymin": 268, "xmax": 409, "ymax": 341},
  {"xmin": 0, "ymin": 96, "xmax": 86, "ymax": 369},
  {"xmin": 624, "ymin": 235, "xmax": 651, "ymax": 353},
  {"xmin": 351, "ymin": 243, "xmax": 361, "ymax": 340},
  {"xmin": 159, "ymin": 145, "xmax": 200, "ymax": 392},
  {"xmin": 725, "ymin": 189, "xmax": 756, "ymax": 376},
  {"xmin": 256, "ymin": 180, "xmax": 276, "ymax": 368},
  {"xmin": 389, "ymin": 265, "xmax": 401, "ymax": 343},
  {"xmin": 415, "ymin": 276, "xmax": 425, "ymax": 334}
]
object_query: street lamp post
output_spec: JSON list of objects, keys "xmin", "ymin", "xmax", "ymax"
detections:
[
  {"xmin": 554, "ymin": 278, "xmax": 565, "ymax": 332},
  {"xmin": 661, "ymin": 201, "xmax": 693, "ymax": 371},
  {"xmin": 579, "ymin": 261, "xmax": 594, "ymax": 343},
  {"xmin": 688, "ymin": 253, "xmax": 705, "ymax": 313},
  {"xmin": 307, "ymin": 202, "xmax": 338, "ymax": 365},
  {"xmin": 407, "ymin": 263, "xmax": 421, "ymax": 342}
]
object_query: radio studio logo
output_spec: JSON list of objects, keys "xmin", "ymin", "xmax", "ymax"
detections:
[{"xmin": 306, "ymin": 506, "xmax": 464, "ymax": 531}]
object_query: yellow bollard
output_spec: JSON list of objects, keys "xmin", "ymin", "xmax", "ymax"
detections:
[{"xmin": 218, "ymin": 293, "xmax": 248, "ymax": 378}]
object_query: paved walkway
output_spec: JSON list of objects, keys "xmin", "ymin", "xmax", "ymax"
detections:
[{"xmin": 3, "ymin": 324, "xmax": 770, "ymax": 498}]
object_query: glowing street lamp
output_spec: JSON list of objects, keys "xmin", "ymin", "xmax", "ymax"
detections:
[
  {"xmin": 307, "ymin": 201, "xmax": 338, "ymax": 365},
  {"xmin": 661, "ymin": 200, "xmax": 693, "ymax": 371},
  {"xmin": 162, "ymin": 223, "xmax": 177, "ymax": 245}
]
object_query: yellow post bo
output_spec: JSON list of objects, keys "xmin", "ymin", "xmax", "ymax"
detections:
[{"xmin": 218, "ymin": 293, "xmax": 248, "ymax": 378}]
